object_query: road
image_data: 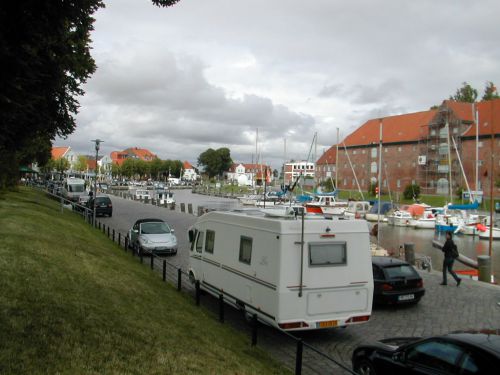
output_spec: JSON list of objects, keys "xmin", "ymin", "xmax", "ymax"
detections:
[{"xmin": 98, "ymin": 193, "xmax": 500, "ymax": 374}]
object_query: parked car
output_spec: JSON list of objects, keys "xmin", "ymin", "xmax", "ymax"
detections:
[
  {"xmin": 87, "ymin": 195, "xmax": 113, "ymax": 217},
  {"xmin": 352, "ymin": 329, "xmax": 500, "ymax": 374},
  {"xmin": 127, "ymin": 218, "xmax": 177, "ymax": 256},
  {"xmin": 372, "ymin": 256, "xmax": 425, "ymax": 305}
]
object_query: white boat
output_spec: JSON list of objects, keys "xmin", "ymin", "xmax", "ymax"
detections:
[
  {"xmin": 305, "ymin": 194, "xmax": 348, "ymax": 216},
  {"xmin": 238, "ymin": 194, "xmax": 260, "ymax": 206},
  {"xmin": 365, "ymin": 201, "xmax": 393, "ymax": 222},
  {"xmin": 343, "ymin": 201, "xmax": 372, "ymax": 219},
  {"xmin": 410, "ymin": 210, "xmax": 436, "ymax": 229},
  {"xmin": 478, "ymin": 227, "xmax": 500, "ymax": 240},
  {"xmin": 387, "ymin": 210, "xmax": 413, "ymax": 226}
]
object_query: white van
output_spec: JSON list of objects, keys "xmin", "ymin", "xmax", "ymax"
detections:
[
  {"xmin": 188, "ymin": 210, "xmax": 373, "ymax": 331},
  {"xmin": 62, "ymin": 177, "xmax": 86, "ymax": 202}
]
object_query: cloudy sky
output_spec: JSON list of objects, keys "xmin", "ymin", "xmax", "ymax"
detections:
[{"xmin": 60, "ymin": 0, "xmax": 500, "ymax": 168}]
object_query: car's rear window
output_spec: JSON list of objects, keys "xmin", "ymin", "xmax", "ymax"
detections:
[
  {"xmin": 384, "ymin": 264, "xmax": 419, "ymax": 279},
  {"xmin": 95, "ymin": 197, "xmax": 111, "ymax": 204}
]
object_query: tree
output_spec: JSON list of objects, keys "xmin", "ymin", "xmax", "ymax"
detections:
[
  {"xmin": 450, "ymin": 82, "xmax": 478, "ymax": 103},
  {"xmin": 53, "ymin": 158, "xmax": 70, "ymax": 176},
  {"xmin": 0, "ymin": 0, "xmax": 180, "ymax": 188},
  {"xmin": 197, "ymin": 148, "xmax": 233, "ymax": 178},
  {"xmin": 111, "ymin": 163, "xmax": 121, "ymax": 178},
  {"xmin": 482, "ymin": 81, "xmax": 500, "ymax": 101},
  {"xmin": 75, "ymin": 155, "xmax": 88, "ymax": 173},
  {"xmin": 403, "ymin": 183, "xmax": 421, "ymax": 200}
]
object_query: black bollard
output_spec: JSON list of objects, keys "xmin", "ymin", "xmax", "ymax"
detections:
[
  {"xmin": 177, "ymin": 269, "xmax": 182, "ymax": 291},
  {"xmin": 150, "ymin": 255, "xmax": 154, "ymax": 270},
  {"xmin": 295, "ymin": 339, "xmax": 303, "ymax": 375},
  {"xmin": 195, "ymin": 280, "xmax": 200, "ymax": 306},
  {"xmin": 219, "ymin": 294, "xmax": 224, "ymax": 323},
  {"xmin": 162, "ymin": 260, "xmax": 166, "ymax": 282}
]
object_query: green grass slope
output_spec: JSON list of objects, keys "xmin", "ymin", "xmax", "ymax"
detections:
[{"xmin": 0, "ymin": 188, "xmax": 290, "ymax": 374}]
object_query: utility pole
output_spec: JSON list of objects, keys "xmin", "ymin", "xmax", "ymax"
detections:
[{"xmin": 91, "ymin": 139, "xmax": 103, "ymax": 227}]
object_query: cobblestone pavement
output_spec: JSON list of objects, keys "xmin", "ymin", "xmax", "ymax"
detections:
[{"xmin": 100, "ymin": 193, "xmax": 500, "ymax": 374}]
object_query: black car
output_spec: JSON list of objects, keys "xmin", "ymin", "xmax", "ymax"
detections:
[
  {"xmin": 372, "ymin": 256, "xmax": 425, "ymax": 305},
  {"xmin": 87, "ymin": 195, "xmax": 113, "ymax": 217},
  {"xmin": 352, "ymin": 330, "xmax": 500, "ymax": 374}
]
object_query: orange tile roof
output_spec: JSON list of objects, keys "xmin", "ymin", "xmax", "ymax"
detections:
[
  {"xmin": 343, "ymin": 110, "xmax": 437, "ymax": 146},
  {"xmin": 51, "ymin": 146, "xmax": 70, "ymax": 159},
  {"xmin": 183, "ymin": 161, "xmax": 194, "ymax": 169},
  {"xmin": 445, "ymin": 100, "xmax": 475, "ymax": 123},
  {"xmin": 316, "ymin": 145, "xmax": 337, "ymax": 165},
  {"xmin": 462, "ymin": 99, "xmax": 500, "ymax": 137},
  {"xmin": 124, "ymin": 147, "xmax": 157, "ymax": 161}
]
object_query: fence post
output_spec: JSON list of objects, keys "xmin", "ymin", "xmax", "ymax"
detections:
[
  {"xmin": 162, "ymin": 260, "xmax": 166, "ymax": 282},
  {"xmin": 195, "ymin": 280, "xmax": 200, "ymax": 306},
  {"xmin": 295, "ymin": 339, "xmax": 303, "ymax": 375},
  {"xmin": 98, "ymin": 221, "xmax": 101, "ymax": 230},
  {"xmin": 140, "ymin": 251, "xmax": 143, "ymax": 264},
  {"xmin": 251, "ymin": 314, "xmax": 258, "ymax": 346},
  {"xmin": 150, "ymin": 255, "xmax": 154, "ymax": 270},
  {"xmin": 102, "ymin": 224, "xmax": 105, "ymax": 234},
  {"xmin": 219, "ymin": 294, "xmax": 224, "ymax": 323},
  {"xmin": 113, "ymin": 229, "xmax": 115, "ymax": 242},
  {"xmin": 177, "ymin": 269, "xmax": 182, "ymax": 291},
  {"xmin": 107, "ymin": 226, "xmax": 110, "ymax": 238},
  {"xmin": 119, "ymin": 233, "xmax": 122, "ymax": 247}
]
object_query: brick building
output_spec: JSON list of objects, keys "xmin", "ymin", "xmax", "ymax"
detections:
[
  {"xmin": 110, "ymin": 147, "xmax": 157, "ymax": 166},
  {"xmin": 316, "ymin": 99, "xmax": 500, "ymax": 199},
  {"xmin": 283, "ymin": 161, "xmax": 315, "ymax": 185}
]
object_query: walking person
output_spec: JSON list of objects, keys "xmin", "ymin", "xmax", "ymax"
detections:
[{"xmin": 441, "ymin": 231, "xmax": 461, "ymax": 286}]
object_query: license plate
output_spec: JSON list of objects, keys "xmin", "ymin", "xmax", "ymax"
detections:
[
  {"xmin": 398, "ymin": 294, "xmax": 415, "ymax": 301},
  {"xmin": 318, "ymin": 320, "xmax": 338, "ymax": 328}
]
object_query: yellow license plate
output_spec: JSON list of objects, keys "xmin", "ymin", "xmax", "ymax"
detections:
[{"xmin": 319, "ymin": 320, "xmax": 338, "ymax": 328}]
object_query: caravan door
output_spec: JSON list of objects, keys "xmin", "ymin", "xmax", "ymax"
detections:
[{"xmin": 189, "ymin": 229, "xmax": 204, "ymax": 283}]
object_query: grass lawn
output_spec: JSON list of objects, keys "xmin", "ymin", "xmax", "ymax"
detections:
[{"xmin": 0, "ymin": 188, "xmax": 290, "ymax": 375}]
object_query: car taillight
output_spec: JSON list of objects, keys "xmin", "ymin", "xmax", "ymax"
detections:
[
  {"xmin": 108, "ymin": 204, "xmax": 112, "ymax": 208},
  {"xmin": 417, "ymin": 280, "xmax": 423, "ymax": 288},
  {"xmin": 382, "ymin": 283, "xmax": 393, "ymax": 291},
  {"xmin": 278, "ymin": 321, "xmax": 309, "ymax": 330},
  {"xmin": 346, "ymin": 315, "xmax": 370, "ymax": 323}
]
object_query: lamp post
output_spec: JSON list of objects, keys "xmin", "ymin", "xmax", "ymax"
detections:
[{"xmin": 91, "ymin": 139, "xmax": 103, "ymax": 227}]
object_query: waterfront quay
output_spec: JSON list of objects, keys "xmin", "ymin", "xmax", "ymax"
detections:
[{"xmin": 105, "ymin": 190, "xmax": 500, "ymax": 373}]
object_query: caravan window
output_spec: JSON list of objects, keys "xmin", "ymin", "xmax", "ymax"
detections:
[
  {"xmin": 196, "ymin": 231, "xmax": 204, "ymax": 253},
  {"xmin": 205, "ymin": 230, "xmax": 215, "ymax": 254},
  {"xmin": 309, "ymin": 242, "xmax": 347, "ymax": 266},
  {"xmin": 239, "ymin": 236, "xmax": 252, "ymax": 265}
]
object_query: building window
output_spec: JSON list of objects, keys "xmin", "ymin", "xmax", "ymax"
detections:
[
  {"xmin": 344, "ymin": 163, "xmax": 348, "ymax": 168},
  {"xmin": 412, "ymin": 162, "xmax": 416, "ymax": 167},
  {"xmin": 431, "ymin": 129, "xmax": 436, "ymax": 136},
  {"xmin": 205, "ymin": 230, "xmax": 215, "ymax": 254},
  {"xmin": 362, "ymin": 150, "xmax": 366, "ymax": 154},
  {"xmin": 413, "ymin": 145, "xmax": 416, "ymax": 151},
  {"xmin": 353, "ymin": 150, "xmax": 357, "ymax": 155},
  {"xmin": 343, "ymin": 179, "xmax": 347, "ymax": 186},
  {"xmin": 397, "ymin": 162, "xmax": 401, "ymax": 167},
  {"xmin": 384, "ymin": 148, "xmax": 388, "ymax": 153},
  {"xmin": 352, "ymin": 179, "xmax": 355, "ymax": 186},
  {"xmin": 239, "ymin": 236, "xmax": 253, "ymax": 265},
  {"xmin": 371, "ymin": 162, "xmax": 377, "ymax": 173},
  {"xmin": 478, "ymin": 160, "xmax": 484, "ymax": 166},
  {"xmin": 309, "ymin": 242, "xmax": 347, "ymax": 266},
  {"xmin": 361, "ymin": 179, "xmax": 365, "ymax": 186},
  {"xmin": 398, "ymin": 146, "xmax": 402, "ymax": 152},
  {"xmin": 478, "ymin": 141, "xmax": 483, "ymax": 148},
  {"xmin": 453, "ymin": 127, "xmax": 458, "ymax": 134},
  {"xmin": 371, "ymin": 148, "xmax": 377, "ymax": 158},
  {"xmin": 412, "ymin": 179, "xmax": 415, "ymax": 185},
  {"xmin": 383, "ymin": 179, "xmax": 387, "ymax": 187},
  {"xmin": 397, "ymin": 179, "xmax": 401, "ymax": 188}
]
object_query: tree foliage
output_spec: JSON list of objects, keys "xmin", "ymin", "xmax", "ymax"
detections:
[
  {"xmin": 197, "ymin": 148, "xmax": 233, "ymax": 178},
  {"xmin": 75, "ymin": 155, "xmax": 88, "ymax": 172},
  {"xmin": 403, "ymin": 183, "xmax": 421, "ymax": 200},
  {"xmin": 482, "ymin": 81, "xmax": 500, "ymax": 101},
  {"xmin": 0, "ymin": 0, "xmax": 180, "ymax": 188},
  {"xmin": 450, "ymin": 82, "xmax": 478, "ymax": 103}
]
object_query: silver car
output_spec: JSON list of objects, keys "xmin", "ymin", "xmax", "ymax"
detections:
[{"xmin": 128, "ymin": 218, "xmax": 177, "ymax": 256}]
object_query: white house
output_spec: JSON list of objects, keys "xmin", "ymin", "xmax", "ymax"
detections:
[
  {"xmin": 182, "ymin": 161, "xmax": 198, "ymax": 181},
  {"xmin": 225, "ymin": 163, "xmax": 272, "ymax": 186}
]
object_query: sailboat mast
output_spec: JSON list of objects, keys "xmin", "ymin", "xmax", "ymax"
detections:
[
  {"xmin": 489, "ymin": 102, "xmax": 494, "ymax": 257},
  {"xmin": 446, "ymin": 119, "xmax": 453, "ymax": 204},
  {"xmin": 335, "ymin": 128, "xmax": 339, "ymax": 190},
  {"xmin": 377, "ymin": 119, "xmax": 383, "ymax": 250},
  {"xmin": 475, "ymin": 104, "xmax": 479, "ymax": 201}
]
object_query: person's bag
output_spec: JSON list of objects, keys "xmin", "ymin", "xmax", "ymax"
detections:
[{"xmin": 451, "ymin": 243, "xmax": 459, "ymax": 259}]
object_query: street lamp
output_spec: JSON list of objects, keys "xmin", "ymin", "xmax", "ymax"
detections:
[{"xmin": 91, "ymin": 139, "xmax": 103, "ymax": 227}]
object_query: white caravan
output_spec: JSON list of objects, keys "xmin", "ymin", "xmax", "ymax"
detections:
[
  {"xmin": 188, "ymin": 210, "xmax": 373, "ymax": 331},
  {"xmin": 62, "ymin": 177, "xmax": 86, "ymax": 202}
]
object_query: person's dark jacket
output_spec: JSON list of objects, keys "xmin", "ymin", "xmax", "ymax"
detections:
[{"xmin": 442, "ymin": 238, "xmax": 455, "ymax": 259}]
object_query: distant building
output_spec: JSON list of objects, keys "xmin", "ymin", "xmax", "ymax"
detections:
[
  {"xmin": 182, "ymin": 161, "xmax": 198, "ymax": 181},
  {"xmin": 283, "ymin": 161, "xmax": 315, "ymax": 185},
  {"xmin": 316, "ymin": 146, "xmax": 337, "ymax": 185},
  {"xmin": 316, "ymin": 99, "xmax": 500, "ymax": 199},
  {"xmin": 110, "ymin": 147, "xmax": 157, "ymax": 166},
  {"xmin": 225, "ymin": 163, "xmax": 272, "ymax": 186},
  {"xmin": 51, "ymin": 146, "xmax": 77, "ymax": 169}
]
